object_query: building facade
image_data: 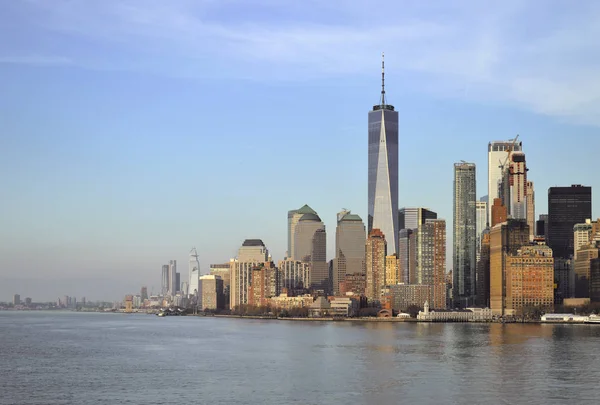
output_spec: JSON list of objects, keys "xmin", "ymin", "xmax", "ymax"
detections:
[
  {"xmin": 288, "ymin": 204, "xmax": 318, "ymax": 259},
  {"xmin": 365, "ymin": 229, "xmax": 387, "ymax": 301},
  {"xmin": 419, "ymin": 219, "xmax": 447, "ymax": 309},
  {"xmin": 199, "ymin": 274, "xmax": 224, "ymax": 310},
  {"xmin": 453, "ymin": 162, "xmax": 477, "ymax": 307},
  {"xmin": 188, "ymin": 248, "xmax": 200, "ymax": 297},
  {"xmin": 574, "ymin": 220, "xmax": 594, "ymax": 260},
  {"xmin": 547, "ymin": 185, "xmax": 592, "ymax": 259},
  {"xmin": 573, "ymin": 244, "xmax": 599, "ymax": 298},
  {"xmin": 507, "ymin": 152, "xmax": 528, "ymax": 220},
  {"xmin": 476, "ymin": 200, "xmax": 488, "ymax": 264},
  {"xmin": 398, "ymin": 228, "xmax": 416, "ymax": 285},
  {"xmin": 398, "ymin": 208, "xmax": 437, "ymax": 232},
  {"xmin": 385, "ymin": 255, "xmax": 399, "ymax": 286},
  {"xmin": 230, "ymin": 240, "xmax": 270, "ymax": 309},
  {"xmin": 293, "ymin": 210, "xmax": 328, "ymax": 293},
  {"xmin": 278, "ymin": 260, "xmax": 310, "ymax": 293},
  {"xmin": 333, "ymin": 210, "xmax": 366, "ymax": 295},
  {"xmin": 382, "ymin": 284, "xmax": 431, "ymax": 312},
  {"xmin": 527, "ymin": 181, "xmax": 535, "ymax": 241},
  {"xmin": 488, "ymin": 139, "xmax": 523, "ymax": 221},
  {"xmin": 368, "ymin": 55, "xmax": 399, "ymax": 255}
]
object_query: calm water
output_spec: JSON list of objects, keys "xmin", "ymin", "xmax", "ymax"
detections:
[{"xmin": 1, "ymin": 312, "xmax": 599, "ymax": 405}]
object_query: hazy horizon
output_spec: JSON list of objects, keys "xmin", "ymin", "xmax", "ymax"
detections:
[{"xmin": 2, "ymin": 1, "xmax": 600, "ymax": 302}]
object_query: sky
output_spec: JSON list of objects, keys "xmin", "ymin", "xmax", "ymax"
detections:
[{"xmin": 1, "ymin": 0, "xmax": 600, "ymax": 302}]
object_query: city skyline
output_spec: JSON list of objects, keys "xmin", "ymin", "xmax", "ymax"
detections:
[{"xmin": 2, "ymin": 1, "xmax": 600, "ymax": 301}]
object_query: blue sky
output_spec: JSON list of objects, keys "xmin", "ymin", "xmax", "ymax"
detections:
[{"xmin": 1, "ymin": 0, "xmax": 599, "ymax": 301}]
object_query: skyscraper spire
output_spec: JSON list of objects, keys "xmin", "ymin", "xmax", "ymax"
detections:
[{"xmin": 381, "ymin": 52, "xmax": 386, "ymax": 105}]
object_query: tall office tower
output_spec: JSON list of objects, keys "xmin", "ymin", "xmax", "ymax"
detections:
[
  {"xmin": 590, "ymin": 258, "xmax": 600, "ymax": 302},
  {"xmin": 140, "ymin": 286, "xmax": 148, "ymax": 301},
  {"xmin": 507, "ymin": 152, "xmax": 528, "ymax": 219},
  {"xmin": 476, "ymin": 230, "xmax": 491, "ymax": 306},
  {"xmin": 199, "ymin": 274, "xmax": 224, "ymax": 310},
  {"xmin": 365, "ymin": 229, "xmax": 387, "ymax": 301},
  {"xmin": 574, "ymin": 220, "xmax": 593, "ymax": 260},
  {"xmin": 287, "ymin": 204, "xmax": 318, "ymax": 259},
  {"xmin": 168, "ymin": 260, "xmax": 177, "ymax": 296},
  {"xmin": 398, "ymin": 208, "xmax": 438, "ymax": 231},
  {"xmin": 488, "ymin": 139, "xmax": 523, "ymax": 221},
  {"xmin": 420, "ymin": 219, "xmax": 447, "ymax": 309},
  {"xmin": 453, "ymin": 162, "xmax": 477, "ymax": 307},
  {"xmin": 13, "ymin": 294, "xmax": 20, "ymax": 306},
  {"xmin": 333, "ymin": 210, "xmax": 366, "ymax": 295},
  {"xmin": 527, "ymin": 181, "xmax": 535, "ymax": 241},
  {"xmin": 398, "ymin": 229, "xmax": 416, "ymax": 284},
  {"xmin": 293, "ymin": 210, "xmax": 328, "ymax": 293},
  {"xmin": 385, "ymin": 255, "xmax": 399, "ymax": 285},
  {"xmin": 231, "ymin": 240, "xmax": 269, "ymax": 309},
  {"xmin": 574, "ymin": 244, "xmax": 599, "ymax": 298},
  {"xmin": 161, "ymin": 265, "xmax": 169, "ymax": 296},
  {"xmin": 491, "ymin": 198, "xmax": 508, "ymax": 227},
  {"xmin": 489, "ymin": 219, "xmax": 530, "ymax": 316},
  {"xmin": 548, "ymin": 185, "xmax": 592, "ymax": 259},
  {"xmin": 278, "ymin": 260, "xmax": 311, "ymax": 293},
  {"xmin": 476, "ymin": 200, "xmax": 488, "ymax": 264},
  {"xmin": 188, "ymin": 248, "xmax": 200, "ymax": 297},
  {"xmin": 505, "ymin": 244, "xmax": 554, "ymax": 315},
  {"xmin": 537, "ymin": 214, "xmax": 549, "ymax": 238},
  {"xmin": 209, "ymin": 263, "xmax": 231, "ymax": 309},
  {"xmin": 175, "ymin": 272, "xmax": 181, "ymax": 294},
  {"xmin": 368, "ymin": 54, "xmax": 399, "ymax": 255}
]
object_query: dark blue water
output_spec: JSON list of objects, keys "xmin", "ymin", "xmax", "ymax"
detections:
[{"xmin": 1, "ymin": 312, "xmax": 599, "ymax": 404}]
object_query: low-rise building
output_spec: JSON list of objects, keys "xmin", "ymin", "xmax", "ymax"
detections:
[
  {"xmin": 382, "ymin": 284, "xmax": 431, "ymax": 312},
  {"xmin": 269, "ymin": 293, "xmax": 314, "ymax": 310},
  {"xmin": 417, "ymin": 301, "xmax": 493, "ymax": 322},
  {"xmin": 328, "ymin": 296, "xmax": 360, "ymax": 317}
]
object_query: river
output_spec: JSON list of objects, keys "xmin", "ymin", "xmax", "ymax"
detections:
[{"xmin": 1, "ymin": 311, "xmax": 598, "ymax": 404}]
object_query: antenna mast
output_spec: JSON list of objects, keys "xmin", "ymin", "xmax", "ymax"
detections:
[{"xmin": 381, "ymin": 52, "xmax": 386, "ymax": 105}]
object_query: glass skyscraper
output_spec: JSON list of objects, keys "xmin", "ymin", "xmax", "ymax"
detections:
[
  {"xmin": 368, "ymin": 54, "xmax": 399, "ymax": 255},
  {"xmin": 453, "ymin": 162, "xmax": 477, "ymax": 307}
]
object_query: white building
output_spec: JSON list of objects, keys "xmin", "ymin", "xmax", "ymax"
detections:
[
  {"xmin": 188, "ymin": 248, "xmax": 200, "ymax": 297},
  {"xmin": 488, "ymin": 139, "xmax": 523, "ymax": 221},
  {"xmin": 476, "ymin": 200, "xmax": 488, "ymax": 264},
  {"xmin": 418, "ymin": 301, "xmax": 493, "ymax": 322},
  {"xmin": 573, "ymin": 220, "xmax": 593, "ymax": 260}
]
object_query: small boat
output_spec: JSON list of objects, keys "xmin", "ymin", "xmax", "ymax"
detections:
[{"xmin": 585, "ymin": 314, "xmax": 600, "ymax": 324}]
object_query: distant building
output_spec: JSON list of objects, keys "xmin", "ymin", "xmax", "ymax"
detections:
[
  {"xmin": 547, "ymin": 185, "xmax": 592, "ymax": 259},
  {"xmin": 385, "ymin": 255, "xmax": 400, "ymax": 286},
  {"xmin": 476, "ymin": 230, "xmax": 491, "ymax": 307},
  {"xmin": 419, "ymin": 219, "xmax": 447, "ymax": 309},
  {"xmin": 161, "ymin": 265, "xmax": 169, "ymax": 296},
  {"xmin": 527, "ymin": 181, "xmax": 535, "ymax": 241},
  {"xmin": 288, "ymin": 204, "xmax": 318, "ymax": 260},
  {"xmin": 505, "ymin": 244, "xmax": 554, "ymax": 316},
  {"xmin": 491, "ymin": 198, "xmax": 507, "ymax": 227},
  {"xmin": 140, "ymin": 286, "xmax": 148, "ymax": 301},
  {"xmin": 340, "ymin": 273, "xmax": 366, "ymax": 296},
  {"xmin": 199, "ymin": 274, "xmax": 224, "ymax": 310},
  {"xmin": 398, "ymin": 208, "xmax": 437, "ymax": 232},
  {"xmin": 398, "ymin": 228, "xmax": 416, "ymax": 284},
  {"xmin": 169, "ymin": 260, "xmax": 177, "ymax": 296},
  {"xmin": 488, "ymin": 139, "xmax": 523, "ymax": 221},
  {"xmin": 13, "ymin": 294, "xmax": 20, "ymax": 306},
  {"xmin": 574, "ymin": 219, "xmax": 594, "ymax": 260},
  {"xmin": 507, "ymin": 152, "xmax": 528, "ymax": 220},
  {"xmin": 124, "ymin": 295, "xmax": 133, "ymax": 313},
  {"xmin": 230, "ymin": 239, "xmax": 269, "ymax": 309},
  {"xmin": 293, "ymin": 209, "xmax": 328, "ymax": 293},
  {"xmin": 418, "ymin": 300, "xmax": 493, "ymax": 322},
  {"xmin": 368, "ymin": 60, "xmax": 399, "ymax": 256},
  {"xmin": 537, "ymin": 214, "xmax": 548, "ymax": 238},
  {"xmin": 365, "ymin": 229, "xmax": 387, "ymax": 301},
  {"xmin": 333, "ymin": 210, "xmax": 366, "ymax": 295},
  {"xmin": 382, "ymin": 284, "xmax": 431, "ymax": 311},
  {"xmin": 574, "ymin": 244, "xmax": 599, "ymax": 298},
  {"xmin": 188, "ymin": 248, "xmax": 200, "ymax": 297},
  {"xmin": 589, "ymin": 258, "xmax": 600, "ymax": 303},
  {"xmin": 210, "ymin": 263, "xmax": 231, "ymax": 309},
  {"xmin": 476, "ymin": 200, "xmax": 488, "ymax": 263},
  {"xmin": 490, "ymin": 219, "xmax": 531, "ymax": 316},
  {"xmin": 279, "ymin": 260, "xmax": 310, "ymax": 293},
  {"xmin": 269, "ymin": 293, "xmax": 314, "ymax": 311},
  {"xmin": 453, "ymin": 161, "xmax": 477, "ymax": 307}
]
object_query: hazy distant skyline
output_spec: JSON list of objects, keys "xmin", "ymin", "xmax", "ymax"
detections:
[{"xmin": 2, "ymin": 1, "xmax": 600, "ymax": 301}]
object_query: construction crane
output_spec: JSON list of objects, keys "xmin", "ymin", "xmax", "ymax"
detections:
[{"xmin": 498, "ymin": 134, "xmax": 520, "ymax": 172}]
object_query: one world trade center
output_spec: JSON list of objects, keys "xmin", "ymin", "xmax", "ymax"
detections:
[{"xmin": 368, "ymin": 53, "xmax": 399, "ymax": 255}]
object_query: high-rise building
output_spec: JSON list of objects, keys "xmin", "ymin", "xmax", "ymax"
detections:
[
  {"xmin": 188, "ymin": 248, "xmax": 200, "ymax": 297},
  {"xmin": 169, "ymin": 260, "xmax": 177, "ymax": 296},
  {"xmin": 537, "ymin": 214, "xmax": 548, "ymax": 238},
  {"xmin": 333, "ymin": 210, "xmax": 366, "ymax": 295},
  {"xmin": 140, "ymin": 286, "xmax": 148, "ymax": 301},
  {"xmin": 527, "ymin": 181, "xmax": 535, "ymax": 241},
  {"xmin": 398, "ymin": 208, "xmax": 437, "ymax": 232},
  {"xmin": 574, "ymin": 219, "xmax": 594, "ymax": 260},
  {"xmin": 385, "ymin": 255, "xmax": 399, "ymax": 285},
  {"xmin": 278, "ymin": 260, "xmax": 311, "ymax": 293},
  {"xmin": 548, "ymin": 185, "xmax": 592, "ymax": 259},
  {"xmin": 573, "ymin": 244, "xmax": 598, "ymax": 298},
  {"xmin": 506, "ymin": 152, "xmax": 528, "ymax": 220},
  {"xmin": 340, "ymin": 273, "xmax": 366, "ymax": 296},
  {"xmin": 488, "ymin": 139, "xmax": 523, "ymax": 221},
  {"xmin": 490, "ymin": 219, "xmax": 530, "ymax": 316},
  {"xmin": 491, "ymin": 198, "xmax": 507, "ymax": 227},
  {"xmin": 288, "ymin": 204, "xmax": 318, "ymax": 259},
  {"xmin": 505, "ymin": 244, "xmax": 554, "ymax": 316},
  {"xmin": 209, "ymin": 263, "xmax": 231, "ymax": 309},
  {"xmin": 398, "ymin": 229, "xmax": 416, "ymax": 284},
  {"xmin": 476, "ymin": 200, "xmax": 488, "ymax": 264},
  {"xmin": 293, "ymin": 210, "xmax": 328, "ymax": 293},
  {"xmin": 175, "ymin": 272, "xmax": 181, "ymax": 294},
  {"xmin": 199, "ymin": 274, "xmax": 224, "ymax": 310},
  {"xmin": 368, "ymin": 54, "xmax": 399, "ymax": 255},
  {"xmin": 453, "ymin": 162, "xmax": 477, "ymax": 307},
  {"xmin": 476, "ymin": 230, "xmax": 491, "ymax": 307},
  {"xmin": 365, "ymin": 229, "xmax": 387, "ymax": 301},
  {"xmin": 230, "ymin": 240, "xmax": 270, "ymax": 309},
  {"xmin": 161, "ymin": 265, "xmax": 169, "ymax": 296},
  {"xmin": 420, "ymin": 219, "xmax": 447, "ymax": 309},
  {"xmin": 13, "ymin": 294, "xmax": 20, "ymax": 306},
  {"xmin": 590, "ymin": 258, "xmax": 600, "ymax": 303}
]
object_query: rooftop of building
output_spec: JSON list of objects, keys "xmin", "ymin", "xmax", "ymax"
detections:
[
  {"xmin": 339, "ymin": 212, "xmax": 363, "ymax": 222},
  {"xmin": 296, "ymin": 204, "xmax": 317, "ymax": 215},
  {"xmin": 242, "ymin": 239, "xmax": 265, "ymax": 247},
  {"xmin": 299, "ymin": 213, "xmax": 322, "ymax": 222}
]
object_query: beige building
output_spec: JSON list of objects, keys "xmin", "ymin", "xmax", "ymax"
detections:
[
  {"xmin": 269, "ymin": 293, "xmax": 314, "ymax": 310},
  {"xmin": 574, "ymin": 244, "xmax": 599, "ymax": 298},
  {"xmin": 230, "ymin": 239, "xmax": 270, "ymax": 309},
  {"xmin": 527, "ymin": 181, "xmax": 535, "ymax": 241},
  {"xmin": 574, "ymin": 220, "xmax": 593, "ymax": 260},
  {"xmin": 365, "ymin": 229, "xmax": 387, "ymax": 301},
  {"xmin": 490, "ymin": 219, "xmax": 530, "ymax": 316},
  {"xmin": 200, "ymin": 274, "xmax": 224, "ymax": 310},
  {"xmin": 333, "ymin": 210, "xmax": 366, "ymax": 295},
  {"xmin": 505, "ymin": 244, "xmax": 554, "ymax": 316},
  {"xmin": 278, "ymin": 260, "xmax": 310, "ymax": 292},
  {"xmin": 385, "ymin": 255, "xmax": 399, "ymax": 285}
]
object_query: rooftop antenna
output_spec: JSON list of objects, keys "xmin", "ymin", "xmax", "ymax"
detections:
[{"xmin": 381, "ymin": 52, "xmax": 386, "ymax": 105}]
